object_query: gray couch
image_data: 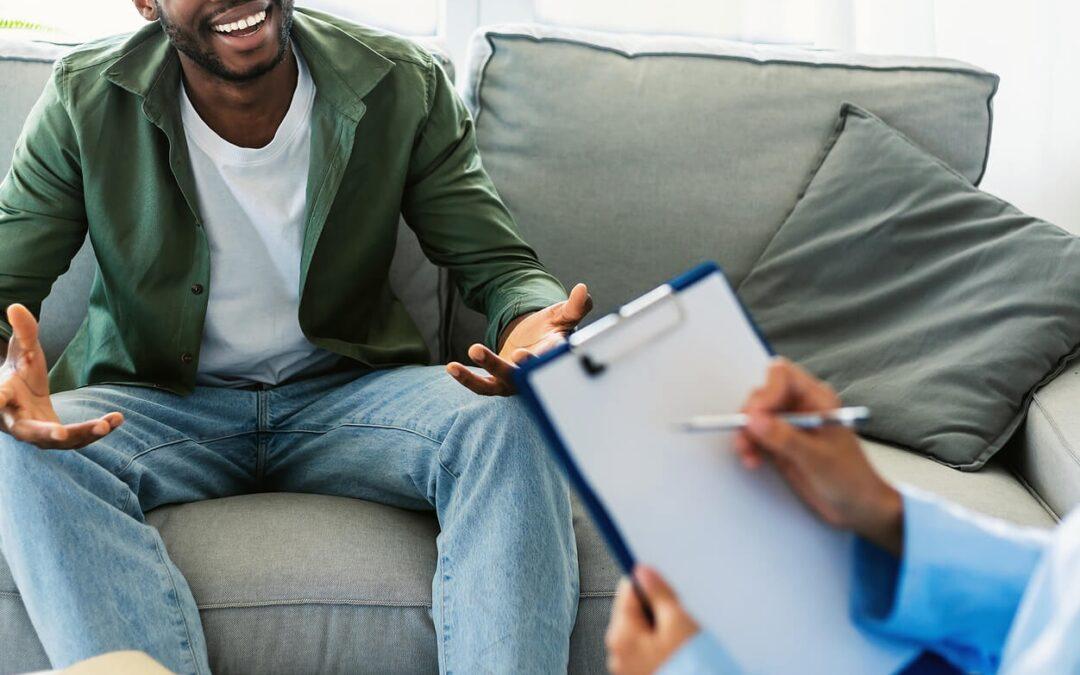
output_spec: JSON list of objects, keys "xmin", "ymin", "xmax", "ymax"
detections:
[{"xmin": 1, "ymin": 22, "xmax": 1076, "ymax": 674}]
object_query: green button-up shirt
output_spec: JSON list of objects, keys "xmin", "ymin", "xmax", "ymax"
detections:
[{"xmin": 0, "ymin": 9, "xmax": 566, "ymax": 395}]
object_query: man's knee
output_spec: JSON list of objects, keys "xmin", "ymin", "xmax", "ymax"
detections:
[
  {"xmin": 461, "ymin": 395, "xmax": 541, "ymax": 442},
  {"xmin": 450, "ymin": 395, "xmax": 559, "ymax": 474},
  {"xmin": 0, "ymin": 435, "xmax": 118, "ymax": 509}
]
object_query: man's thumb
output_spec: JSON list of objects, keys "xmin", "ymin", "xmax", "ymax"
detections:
[
  {"xmin": 558, "ymin": 283, "xmax": 592, "ymax": 324},
  {"xmin": 635, "ymin": 565, "xmax": 679, "ymax": 609},
  {"xmin": 6, "ymin": 304, "xmax": 39, "ymax": 348}
]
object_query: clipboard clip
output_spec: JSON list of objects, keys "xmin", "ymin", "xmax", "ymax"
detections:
[{"xmin": 569, "ymin": 285, "xmax": 686, "ymax": 377}]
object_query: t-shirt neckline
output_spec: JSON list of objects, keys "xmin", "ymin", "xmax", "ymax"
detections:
[{"xmin": 179, "ymin": 44, "xmax": 315, "ymax": 166}]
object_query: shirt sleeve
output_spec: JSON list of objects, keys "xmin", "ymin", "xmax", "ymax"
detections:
[
  {"xmin": 0, "ymin": 59, "xmax": 88, "ymax": 339},
  {"xmin": 401, "ymin": 58, "xmax": 566, "ymax": 349},
  {"xmin": 658, "ymin": 632, "xmax": 743, "ymax": 675},
  {"xmin": 851, "ymin": 486, "xmax": 1052, "ymax": 673}
]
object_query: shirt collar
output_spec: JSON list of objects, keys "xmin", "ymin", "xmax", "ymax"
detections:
[{"xmin": 103, "ymin": 8, "xmax": 395, "ymax": 124}]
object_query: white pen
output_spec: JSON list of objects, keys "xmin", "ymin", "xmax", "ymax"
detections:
[{"xmin": 677, "ymin": 406, "xmax": 871, "ymax": 433}]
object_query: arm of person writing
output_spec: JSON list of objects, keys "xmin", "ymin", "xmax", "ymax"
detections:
[
  {"xmin": 606, "ymin": 358, "xmax": 1052, "ymax": 674},
  {"xmin": 738, "ymin": 358, "xmax": 1051, "ymax": 674}
]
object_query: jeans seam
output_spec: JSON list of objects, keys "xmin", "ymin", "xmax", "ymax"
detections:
[
  {"xmin": 263, "ymin": 424, "xmax": 460, "ymax": 480},
  {"xmin": 256, "ymin": 391, "xmax": 268, "ymax": 485},
  {"xmin": 115, "ymin": 431, "xmax": 259, "ymax": 476},
  {"xmin": 268, "ymin": 423, "xmax": 444, "ymax": 447},
  {"xmin": 153, "ymin": 536, "xmax": 203, "ymax": 675},
  {"xmin": 197, "ymin": 598, "xmax": 433, "ymax": 609},
  {"xmin": 441, "ymin": 550, "xmax": 452, "ymax": 675}
]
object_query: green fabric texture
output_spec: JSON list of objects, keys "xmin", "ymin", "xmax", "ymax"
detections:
[
  {"xmin": 738, "ymin": 104, "xmax": 1080, "ymax": 469},
  {"xmin": 0, "ymin": 9, "xmax": 565, "ymax": 395}
]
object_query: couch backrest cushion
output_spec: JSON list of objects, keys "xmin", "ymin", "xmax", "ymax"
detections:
[
  {"xmin": 0, "ymin": 33, "xmax": 454, "ymax": 366},
  {"xmin": 450, "ymin": 24, "xmax": 999, "ymax": 356}
]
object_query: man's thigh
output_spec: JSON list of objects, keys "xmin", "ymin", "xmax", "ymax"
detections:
[
  {"xmin": 261, "ymin": 365, "xmax": 511, "ymax": 507},
  {"xmin": 49, "ymin": 383, "xmax": 260, "ymax": 510}
]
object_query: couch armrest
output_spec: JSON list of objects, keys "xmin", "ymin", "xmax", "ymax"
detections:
[{"xmin": 1014, "ymin": 366, "xmax": 1080, "ymax": 519}]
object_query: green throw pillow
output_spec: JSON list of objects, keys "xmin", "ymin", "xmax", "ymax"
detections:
[{"xmin": 737, "ymin": 104, "xmax": 1080, "ymax": 469}]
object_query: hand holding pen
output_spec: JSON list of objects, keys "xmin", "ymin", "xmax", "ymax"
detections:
[{"xmin": 726, "ymin": 359, "xmax": 904, "ymax": 556}]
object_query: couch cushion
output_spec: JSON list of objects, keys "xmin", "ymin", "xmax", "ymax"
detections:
[
  {"xmin": 0, "ymin": 34, "xmax": 452, "ymax": 365},
  {"xmin": 0, "ymin": 493, "xmax": 619, "ymax": 674},
  {"xmin": 1016, "ymin": 367, "xmax": 1080, "ymax": 517},
  {"xmin": 863, "ymin": 440, "xmax": 1055, "ymax": 528},
  {"xmin": 0, "ymin": 450, "xmax": 1050, "ymax": 674},
  {"xmin": 450, "ymin": 24, "xmax": 998, "ymax": 356},
  {"xmin": 738, "ymin": 104, "xmax": 1080, "ymax": 469}
]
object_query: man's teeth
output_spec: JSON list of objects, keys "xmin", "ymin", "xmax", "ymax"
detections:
[{"xmin": 212, "ymin": 9, "xmax": 267, "ymax": 34}]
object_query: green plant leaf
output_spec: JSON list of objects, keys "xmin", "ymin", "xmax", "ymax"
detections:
[{"xmin": 0, "ymin": 18, "xmax": 51, "ymax": 31}]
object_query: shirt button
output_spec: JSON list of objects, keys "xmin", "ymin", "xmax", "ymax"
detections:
[
  {"xmin": 191, "ymin": 283, "xmax": 204, "ymax": 295},
  {"xmin": 181, "ymin": 352, "xmax": 194, "ymax": 365}
]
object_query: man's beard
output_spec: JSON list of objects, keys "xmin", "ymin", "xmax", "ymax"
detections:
[{"xmin": 155, "ymin": 0, "xmax": 294, "ymax": 83}]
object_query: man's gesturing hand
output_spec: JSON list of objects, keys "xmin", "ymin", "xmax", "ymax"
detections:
[
  {"xmin": 447, "ymin": 283, "xmax": 593, "ymax": 396},
  {"xmin": 733, "ymin": 358, "xmax": 903, "ymax": 555},
  {"xmin": 0, "ymin": 304, "xmax": 123, "ymax": 449}
]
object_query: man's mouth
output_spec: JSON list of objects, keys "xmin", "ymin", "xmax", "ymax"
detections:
[{"xmin": 211, "ymin": 8, "xmax": 269, "ymax": 37}]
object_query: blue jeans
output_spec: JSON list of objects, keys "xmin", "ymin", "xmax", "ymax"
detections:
[{"xmin": 0, "ymin": 365, "xmax": 578, "ymax": 674}]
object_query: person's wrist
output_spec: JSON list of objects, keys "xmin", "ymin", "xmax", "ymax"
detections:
[
  {"xmin": 854, "ymin": 482, "xmax": 904, "ymax": 556},
  {"xmin": 496, "ymin": 312, "xmax": 533, "ymax": 352}
]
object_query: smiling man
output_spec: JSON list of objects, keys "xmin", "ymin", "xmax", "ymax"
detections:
[{"xmin": 0, "ymin": 1, "xmax": 591, "ymax": 673}]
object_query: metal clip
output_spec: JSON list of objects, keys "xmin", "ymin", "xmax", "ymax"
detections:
[{"xmin": 569, "ymin": 285, "xmax": 685, "ymax": 376}]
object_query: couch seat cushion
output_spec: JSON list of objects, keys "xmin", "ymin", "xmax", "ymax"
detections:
[
  {"xmin": 0, "ymin": 493, "xmax": 619, "ymax": 674},
  {"xmin": 2, "ymin": 446, "xmax": 1052, "ymax": 674}
]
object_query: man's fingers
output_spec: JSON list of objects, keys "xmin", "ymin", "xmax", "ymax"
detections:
[
  {"xmin": 446, "ymin": 362, "xmax": 510, "ymax": 396},
  {"xmin": 6, "ymin": 304, "xmax": 41, "ymax": 352},
  {"xmin": 510, "ymin": 348, "xmax": 536, "ymax": 364},
  {"xmin": 464, "ymin": 344, "xmax": 520, "ymax": 395},
  {"xmin": 8, "ymin": 419, "xmax": 71, "ymax": 447},
  {"xmin": 55, "ymin": 417, "xmax": 120, "ymax": 446},
  {"xmin": 555, "ymin": 283, "xmax": 593, "ymax": 326},
  {"xmin": 8, "ymin": 415, "xmax": 120, "ymax": 449}
]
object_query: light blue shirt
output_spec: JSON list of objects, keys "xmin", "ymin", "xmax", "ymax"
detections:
[{"xmin": 660, "ymin": 487, "xmax": 1078, "ymax": 674}]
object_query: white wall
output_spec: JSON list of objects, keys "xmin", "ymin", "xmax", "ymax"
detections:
[{"xmin": 932, "ymin": 3, "xmax": 1080, "ymax": 233}]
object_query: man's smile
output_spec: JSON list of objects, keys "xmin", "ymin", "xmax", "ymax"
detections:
[
  {"xmin": 206, "ymin": 1, "xmax": 276, "ymax": 52},
  {"xmin": 211, "ymin": 8, "xmax": 267, "ymax": 36}
]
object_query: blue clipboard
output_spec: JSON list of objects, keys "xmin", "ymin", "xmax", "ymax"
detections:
[
  {"xmin": 512, "ymin": 263, "xmax": 919, "ymax": 674},
  {"xmin": 512, "ymin": 261, "xmax": 773, "ymax": 575}
]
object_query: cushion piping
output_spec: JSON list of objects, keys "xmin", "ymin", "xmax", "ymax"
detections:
[
  {"xmin": 468, "ymin": 29, "xmax": 999, "ymax": 185},
  {"xmin": 0, "ymin": 588, "xmax": 619, "ymax": 605}
]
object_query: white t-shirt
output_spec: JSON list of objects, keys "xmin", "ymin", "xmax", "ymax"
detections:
[{"xmin": 181, "ymin": 47, "xmax": 339, "ymax": 386}]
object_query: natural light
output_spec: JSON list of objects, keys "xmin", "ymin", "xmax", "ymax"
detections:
[{"xmin": 0, "ymin": 0, "xmax": 439, "ymax": 40}]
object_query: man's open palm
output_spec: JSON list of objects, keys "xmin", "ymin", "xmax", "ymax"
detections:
[
  {"xmin": 448, "ymin": 283, "xmax": 593, "ymax": 396},
  {"xmin": 0, "ymin": 304, "xmax": 123, "ymax": 449}
]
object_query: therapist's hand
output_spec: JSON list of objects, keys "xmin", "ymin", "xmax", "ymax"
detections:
[
  {"xmin": 734, "ymin": 358, "xmax": 904, "ymax": 555},
  {"xmin": 606, "ymin": 566, "xmax": 700, "ymax": 675}
]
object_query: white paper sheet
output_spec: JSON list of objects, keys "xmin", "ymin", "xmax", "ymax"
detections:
[{"xmin": 526, "ymin": 270, "xmax": 916, "ymax": 674}]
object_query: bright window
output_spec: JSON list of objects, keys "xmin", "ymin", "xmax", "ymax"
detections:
[
  {"xmin": 0, "ymin": 0, "xmax": 439, "ymax": 41},
  {"xmin": 534, "ymin": 0, "xmax": 819, "ymax": 44}
]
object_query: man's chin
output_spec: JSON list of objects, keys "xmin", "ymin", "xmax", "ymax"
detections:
[{"xmin": 214, "ymin": 57, "xmax": 283, "ymax": 83}]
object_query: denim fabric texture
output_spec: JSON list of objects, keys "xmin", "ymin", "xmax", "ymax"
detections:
[{"xmin": 0, "ymin": 365, "xmax": 579, "ymax": 674}]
